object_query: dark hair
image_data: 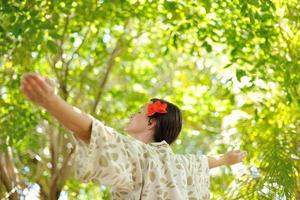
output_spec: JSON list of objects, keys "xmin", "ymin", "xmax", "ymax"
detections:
[{"xmin": 147, "ymin": 98, "xmax": 182, "ymax": 145}]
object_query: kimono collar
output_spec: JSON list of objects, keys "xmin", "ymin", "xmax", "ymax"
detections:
[{"xmin": 148, "ymin": 140, "xmax": 169, "ymax": 147}]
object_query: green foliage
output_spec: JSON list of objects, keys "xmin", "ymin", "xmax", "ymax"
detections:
[{"xmin": 0, "ymin": 0, "xmax": 299, "ymax": 199}]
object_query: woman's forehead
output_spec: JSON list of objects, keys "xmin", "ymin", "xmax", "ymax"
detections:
[{"xmin": 140, "ymin": 103, "xmax": 150, "ymax": 110}]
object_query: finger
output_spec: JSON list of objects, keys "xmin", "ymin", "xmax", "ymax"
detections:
[
  {"xmin": 27, "ymin": 77, "xmax": 46, "ymax": 97},
  {"xmin": 24, "ymin": 72, "xmax": 41, "ymax": 82},
  {"xmin": 20, "ymin": 84, "xmax": 27, "ymax": 96},
  {"xmin": 21, "ymin": 74, "xmax": 27, "ymax": 83},
  {"xmin": 20, "ymin": 79, "xmax": 27, "ymax": 89},
  {"xmin": 241, "ymin": 151, "xmax": 247, "ymax": 156},
  {"xmin": 31, "ymin": 75, "xmax": 49, "ymax": 92},
  {"xmin": 22, "ymin": 83, "xmax": 35, "ymax": 100},
  {"xmin": 239, "ymin": 153, "xmax": 247, "ymax": 161},
  {"xmin": 27, "ymin": 71, "xmax": 39, "ymax": 76},
  {"xmin": 23, "ymin": 72, "xmax": 37, "ymax": 80},
  {"xmin": 32, "ymin": 79, "xmax": 47, "ymax": 98},
  {"xmin": 20, "ymin": 79, "xmax": 26, "ymax": 89},
  {"xmin": 240, "ymin": 154, "xmax": 247, "ymax": 159},
  {"xmin": 23, "ymin": 74, "xmax": 35, "ymax": 83},
  {"xmin": 21, "ymin": 79, "xmax": 31, "ymax": 90},
  {"xmin": 232, "ymin": 150, "xmax": 240, "ymax": 154}
]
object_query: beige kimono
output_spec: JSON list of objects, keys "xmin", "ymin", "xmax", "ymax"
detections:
[{"xmin": 73, "ymin": 115, "xmax": 210, "ymax": 200}]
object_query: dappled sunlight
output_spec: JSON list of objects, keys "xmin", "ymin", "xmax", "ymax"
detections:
[{"xmin": 1, "ymin": 0, "xmax": 299, "ymax": 199}]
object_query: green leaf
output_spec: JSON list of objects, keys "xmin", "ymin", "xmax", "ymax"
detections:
[
  {"xmin": 236, "ymin": 69, "xmax": 246, "ymax": 81},
  {"xmin": 47, "ymin": 40, "xmax": 58, "ymax": 54}
]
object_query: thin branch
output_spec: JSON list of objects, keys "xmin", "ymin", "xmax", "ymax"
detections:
[
  {"xmin": 0, "ymin": 148, "xmax": 20, "ymax": 200},
  {"xmin": 59, "ymin": 14, "xmax": 70, "ymax": 64},
  {"xmin": 91, "ymin": 19, "xmax": 146, "ymax": 114},
  {"xmin": 0, "ymin": 155, "xmax": 11, "ymax": 194},
  {"xmin": 61, "ymin": 29, "xmax": 90, "ymax": 101},
  {"xmin": 68, "ymin": 62, "xmax": 95, "ymax": 98},
  {"xmin": 91, "ymin": 42, "xmax": 124, "ymax": 114},
  {"xmin": 58, "ymin": 146, "xmax": 75, "ymax": 182},
  {"xmin": 50, "ymin": 146, "xmax": 75, "ymax": 198},
  {"xmin": 48, "ymin": 14, "xmax": 70, "ymax": 99},
  {"xmin": 37, "ymin": 180, "xmax": 48, "ymax": 200},
  {"xmin": 65, "ymin": 29, "xmax": 90, "ymax": 68}
]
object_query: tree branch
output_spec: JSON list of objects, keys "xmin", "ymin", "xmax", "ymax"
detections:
[
  {"xmin": 91, "ymin": 42, "xmax": 124, "ymax": 114},
  {"xmin": 0, "ymin": 147, "xmax": 21, "ymax": 200}
]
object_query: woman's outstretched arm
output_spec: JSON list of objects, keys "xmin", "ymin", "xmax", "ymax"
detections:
[
  {"xmin": 20, "ymin": 72, "xmax": 92, "ymax": 143},
  {"xmin": 207, "ymin": 150, "xmax": 248, "ymax": 169}
]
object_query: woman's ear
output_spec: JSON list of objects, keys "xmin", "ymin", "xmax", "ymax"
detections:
[{"xmin": 147, "ymin": 118, "xmax": 157, "ymax": 129}]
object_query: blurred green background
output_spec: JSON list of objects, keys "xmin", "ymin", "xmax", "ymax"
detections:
[{"xmin": 0, "ymin": 0, "xmax": 299, "ymax": 199}]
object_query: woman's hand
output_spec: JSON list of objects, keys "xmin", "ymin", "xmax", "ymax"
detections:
[
  {"xmin": 20, "ymin": 72, "xmax": 56, "ymax": 109},
  {"xmin": 223, "ymin": 150, "xmax": 248, "ymax": 166},
  {"xmin": 20, "ymin": 72, "xmax": 92, "ymax": 143}
]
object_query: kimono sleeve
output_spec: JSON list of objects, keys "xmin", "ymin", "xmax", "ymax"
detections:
[
  {"xmin": 72, "ymin": 115, "xmax": 140, "ymax": 190},
  {"xmin": 194, "ymin": 154, "xmax": 210, "ymax": 199}
]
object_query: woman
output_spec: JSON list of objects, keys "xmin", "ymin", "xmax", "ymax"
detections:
[{"xmin": 20, "ymin": 73, "xmax": 247, "ymax": 200}]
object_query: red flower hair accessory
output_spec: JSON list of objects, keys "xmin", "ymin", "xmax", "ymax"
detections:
[{"xmin": 147, "ymin": 100, "xmax": 168, "ymax": 117}]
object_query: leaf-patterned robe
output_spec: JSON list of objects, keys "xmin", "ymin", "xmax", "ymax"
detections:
[{"xmin": 73, "ymin": 115, "xmax": 210, "ymax": 199}]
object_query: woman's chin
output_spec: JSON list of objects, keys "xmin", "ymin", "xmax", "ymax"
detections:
[{"xmin": 124, "ymin": 126, "xmax": 131, "ymax": 133}]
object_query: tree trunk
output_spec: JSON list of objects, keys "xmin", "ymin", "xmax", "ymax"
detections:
[{"xmin": 0, "ymin": 147, "xmax": 21, "ymax": 200}]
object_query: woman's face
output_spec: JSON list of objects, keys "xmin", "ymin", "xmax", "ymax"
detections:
[{"xmin": 124, "ymin": 103, "xmax": 150, "ymax": 136}]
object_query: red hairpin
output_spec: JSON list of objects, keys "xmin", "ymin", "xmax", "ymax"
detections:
[{"xmin": 147, "ymin": 100, "xmax": 168, "ymax": 117}]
